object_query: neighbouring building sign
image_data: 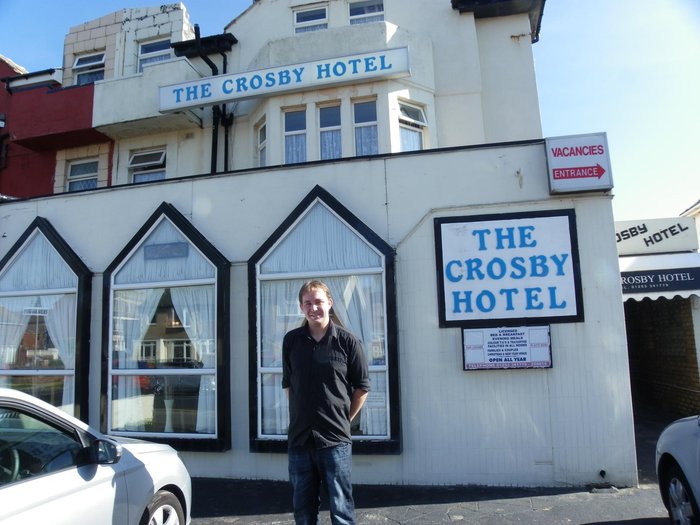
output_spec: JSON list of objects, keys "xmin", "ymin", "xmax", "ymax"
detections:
[
  {"xmin": 434, "ymin": 210, "xmax": 584, "ymax": 327},
  {"xmin": 615, "ymin": 217, "xmax": 698, "ymax": 256},
  {"xmin": 621, "ymin": 267, "xmax": 700, "ymax": 294},
  {"xmin": 545, "ymin": 132, "xmax": 613, "ymax": 194},
  {"xmin": 462, "ymin": 326, "xmax": 551, "ymax": 370},
  {"xmin": 159, "ymin": 47, "xmax": 410, "ymax": 111}
]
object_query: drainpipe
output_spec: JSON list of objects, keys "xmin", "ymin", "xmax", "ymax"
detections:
[
  {"xmin": 194, "ymin": 25, "xmax": 220, "ymax": 174},
  {"xmin": 219, "ymin": 50, "xmax": 234, "ymax": 172}
]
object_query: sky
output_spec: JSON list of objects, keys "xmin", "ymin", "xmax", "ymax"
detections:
[{"xmin": 1, "ymin": 0, "xmax": 698, "ymax": 221}]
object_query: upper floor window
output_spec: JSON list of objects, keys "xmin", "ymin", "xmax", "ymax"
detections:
[
  {"xmin": 319, "ymin": 104, "xmax": 341, "ymax": 160},
  {"xmin": 349, "ymin": 1, "xmax": 384, "ymax": 24},
  {"xmin": 284, "ymin": 109, "xmax": 306, "ymax": 164},
  {"xmin": 294, "ymin": 5, "xmax": 328, "ymax": 33},
  {"xmin": 129, "ymin": 149, "xmax": 166, "ymax": 183},
  {"xmin": 354, "ymin": 100, "xmax": 378, "ymax": 156},
  {"xmin": 67, "ymin": 159, "xmax": 98, "ymax": 192},
  {"xmin": 73, "ymin": 52, "xmax": 105, "ymax": 85},
  {"xmin": 257, "ymin": 120, "xmax": 267, "ymax": 167},
  {"xmin": 398, "ymin": 102, "xmax": 427, "ymax": 152},
  {"xmin": 139, "ymin": 40, "xmax": 171, "ymax": 72}
]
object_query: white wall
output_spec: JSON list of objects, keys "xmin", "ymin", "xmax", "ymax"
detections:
[{"xmin": 0, "ymin": 142, "xmax": 636, "ymax": 487}]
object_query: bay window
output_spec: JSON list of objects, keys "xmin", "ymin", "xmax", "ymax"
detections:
[
  {"xmin": 0, "ymin": 218, "xmax": 91, "ymax": 419},
  {"xmin": 249, "ymin": 185, "xmax": 399, "ymax": 453},
  {"xmin": 104, "ymin": 203, "xmax": 230, "ymax": 451}
]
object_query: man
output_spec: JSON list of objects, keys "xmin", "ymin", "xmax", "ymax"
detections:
[{"xmin": 282, "ymin": 280, "xmax": 370, "ymax": 525}]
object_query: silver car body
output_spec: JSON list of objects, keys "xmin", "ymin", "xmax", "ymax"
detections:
[
  {"xmin": 0, "ymin": 387, "xmax": 192, "ymax": 525},
  {"xmin": 656, "ymin": 415, "xmax": 700, "ymax": 521}
]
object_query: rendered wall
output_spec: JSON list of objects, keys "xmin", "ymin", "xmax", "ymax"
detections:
[{"xmin": 0, "ymin": 142, "xmax": 637, "ymax": 488}]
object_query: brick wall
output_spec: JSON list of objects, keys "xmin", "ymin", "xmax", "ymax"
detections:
[{"xmin": 625, "ymin": 296, "xmax": 700, "ymax": 417}]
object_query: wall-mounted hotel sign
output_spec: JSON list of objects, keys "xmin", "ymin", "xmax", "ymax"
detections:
[
  {"xmin": 160, "ymin": 47, "xmax": 410, "ymax": 111},
  {"xmin": 434, "ymin": 210, "xmax": 584, "ymax": 328},
  {"xmin": 546, "ymin": 132, "xmax": 613, "ymax": 194},
  {"xmin": 462, "ymin": 325, "xmax": 551, "ymax": 370}
]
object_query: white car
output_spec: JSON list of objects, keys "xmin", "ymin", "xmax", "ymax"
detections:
[
  {"xmin": 656, "ymin": 415, "xmax": 700, "ymax": 525},
  {"xmin": 0, "ymin": 387, "xmax": 191, "ymax": 525}
]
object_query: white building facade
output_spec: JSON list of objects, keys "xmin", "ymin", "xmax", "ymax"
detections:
[{"xmin": 0, "ymin": 0, "xmax": 638, "ymax": 487}]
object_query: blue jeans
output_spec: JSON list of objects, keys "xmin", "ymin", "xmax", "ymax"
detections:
[{"xmin": 288, "ymin": 442, "xmax": 356, "ymax": 525}]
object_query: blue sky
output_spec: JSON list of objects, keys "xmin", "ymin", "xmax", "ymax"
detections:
[{"xmin": 1, "ymin": 0, "xmax": 698, "ymax": 221}]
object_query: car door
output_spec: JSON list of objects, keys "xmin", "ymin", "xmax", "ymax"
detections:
[{"xmin": 0, "ymin": 406, "xmax": 129, "ymax": 525}]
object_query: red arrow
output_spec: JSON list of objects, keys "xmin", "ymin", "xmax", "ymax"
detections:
[{"xmin": 552, "ymin": 164, "xmax": 606, "ymax": 180}]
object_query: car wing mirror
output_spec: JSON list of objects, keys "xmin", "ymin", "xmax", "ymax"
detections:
[{"xmin": 90, "ymin": 438, "xmax": 123, "ymax": 465}]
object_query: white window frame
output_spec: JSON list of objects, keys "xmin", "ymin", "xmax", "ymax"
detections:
[
  {"xmin": 349, "ymin": 0, "xmax": 384, "ymax": 24},
  {"xmin": 129, "ymin": 149, "xmax": 166, "ymax": 183},
  {"xmin": 284, "ymin": 108, "xmax": 307, "ymax": 164},
  {"xmin": 73, "ymin": 52, "xmax": 105, "ymax": 85},
  {"xmin": 67, "ymin": 159, "xmax": 99, "ymax": 192},
  {"xmin": 257, "ymin": 120, "xmax": 267, "ymax": 167},
  {"xmin": 294, "ymin": 4, "xmax": 328, "ymax": 33},
  {"xmin": 398, "ymin": 101, "xmax": 427, "ymax": 152},
  {"xmin": 138, "ymin": 39, "xmax": 172, "ymax": 72},
  {"xmin": 319, "ymin": 104, "xmax": 341, "ymax": 160},
  {"xmin": 353, "ymin": 99, "xmax": 378, "ymax": 156}
]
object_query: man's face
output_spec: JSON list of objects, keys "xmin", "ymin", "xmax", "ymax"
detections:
[{"xmin": 300, "ymin": 287, "xmax": 333, "ymax": 328}]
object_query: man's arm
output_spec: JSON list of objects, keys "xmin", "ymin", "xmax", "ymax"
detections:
[{"xmin": 349, "ymin": 388, "xmax": 368, "ymax": 422}]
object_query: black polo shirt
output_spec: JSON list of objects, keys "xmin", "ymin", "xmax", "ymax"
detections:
[{"xmin": 282, "ymin": 321, "xmax": 370, "ymax": 449}]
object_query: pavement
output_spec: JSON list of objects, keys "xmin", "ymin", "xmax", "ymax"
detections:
[{"xmin": 190, "ymin": 406, "xmax": 677, "ymax": 524}]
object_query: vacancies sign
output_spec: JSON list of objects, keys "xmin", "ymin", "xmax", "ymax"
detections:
[
  {"xmin": 159, "ymin": 47, "xmax": 410, "ymax": 111},
  {"xmin": 434, "ymin": 210, "xmax": 584, "ymax": 327}
]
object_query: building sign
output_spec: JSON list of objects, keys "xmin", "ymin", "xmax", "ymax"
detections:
[
  {"xmin": 615, "ymin": 217, "xmax": 698, "ymax": 256},
  {"xmin": 545, "ymin": 132, "xmax": 613, "ymax": 194},
  {"xmin": 159, "ymin": 47, "xmax": 410, "ymax": 111},
  {"xmin": 434, "ymin": 210, "xmax": 584, "ymax": 327},
  {"xmin": 621, "ymin": 267, "xmax": 700, "ymax": 294},
  {"xmin": 462, "ymin": 326, "xmax": 551, "ymax": 370}
]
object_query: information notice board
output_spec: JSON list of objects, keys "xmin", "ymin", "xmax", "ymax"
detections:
[{"xmin": 462, "ymin": 326, "xmax": 551, "ymax": 370}]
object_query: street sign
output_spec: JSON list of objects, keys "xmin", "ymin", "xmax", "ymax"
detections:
[{"xmin": 545, "ymin": 132, "xmax": 613, "ymax": 193}]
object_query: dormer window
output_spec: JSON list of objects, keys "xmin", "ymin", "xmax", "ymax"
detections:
[
  {"xmin": 139, "ymin": 39, "xmax": 171, "ymax": 72},
  {"xmin": 73, "ymin": 52, "xmax": 105, "ymax": 85},
  {"xmin": 294, "ymin": 5, "xmax": 328, "ymax": 33},
  {"xmin": 349, "ymin": 1, "xmax": 384, "ymax": 24}
]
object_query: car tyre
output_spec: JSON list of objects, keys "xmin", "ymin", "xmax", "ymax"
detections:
[
  {"xmin": 140, "ymin": 490, "xmax": 185, "ymax": 525},
  {"xmin": 662, "ymin": 464, "xmax": 699, "ymax": 525}
]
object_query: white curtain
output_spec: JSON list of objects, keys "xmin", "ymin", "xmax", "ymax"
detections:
[
  {"xmin": 259, "ymin": 275, "xmax": 387, "ymax": 436},
  {"xmin": 111, "ymin": 288, "xmax": 163, "ymax": 431},
  {"xmin": 43, "ymin": 294, "xmax": 77, "ymax": 410},
  {"xmin": 114, "ymin": 218, "xmax": 214, "ymax": 285},
  {"xmin": 320, "ymin": 129, "xmax": 341, "ymax": 160},
  {"xmin": 400, "ymin": 126, "xmax": 422, "ymax": 152},
  {"xmin": 0, "ymin": 233, "xmax": 77, "ymax": 293},
  {"xmin": 285, "ymin": 134, "xmax": 306, "ymax": 164},
  {"xmin": 170, "ymin": 285, "xmax": 216, "ymax": 433},
  {"xmin": 354, "ymin": 125, "xmax": 378, "ymax": 156},
  {"xmin": 0, "ymin": 296, "xmax": 34, "ymax": 388}
]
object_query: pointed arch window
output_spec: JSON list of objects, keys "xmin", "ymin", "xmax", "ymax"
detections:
[
  {"xmin": 249, "ymin": 185, "xmax": 400, "ymax": 454},
  {"xmin": 103, "ymin": 203, "xmax": 230, "ymax": 451},
  {"xmin": 0, "ymin": 218, "xmax": 91, "ymax": 419}
]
